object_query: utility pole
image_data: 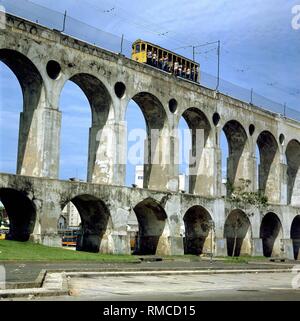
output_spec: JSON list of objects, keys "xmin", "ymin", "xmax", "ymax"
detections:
[
  {"xmin": 120, "ymin": 34, "xmax": 124, "ymax": 54},
  {"xmin": 60, "ymin": 10, "xmax": 67, "ymax": 33},
  {"xmin": 172, "ymin": 40, "xmax": 221, "ymax": 86},
  {"xmin": 216, "ymin": 40, "xmax": 220, "ymax": 92},
  {"xmin": 250, "ymin": 88, "xmax": 253, "ymax": 105}
]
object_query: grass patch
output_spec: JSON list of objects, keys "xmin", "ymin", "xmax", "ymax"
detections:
[
  {"xmin": 217, "ymin": 256, "xmax": 267, "ymax": 264},
  {"xmin": 0, "ymin": 240, "xmax": 139, "ymax": 263}
]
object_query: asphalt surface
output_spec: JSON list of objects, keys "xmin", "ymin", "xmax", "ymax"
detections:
[
  {"xmin": 1, "ymin": 258, "xmax": 297, "ymax": 284},
  {"xmin": 23, "ymin": 272, "xmax": 300, "ymax": 301}
]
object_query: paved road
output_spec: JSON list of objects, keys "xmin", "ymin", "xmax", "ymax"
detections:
[
  {"xmin": 2, "ymin": 259, "xmax": 296, "ymax": 283},
  {"xmin": 35, "ymin": 272, "xmax": 300, "ymax": 301}
]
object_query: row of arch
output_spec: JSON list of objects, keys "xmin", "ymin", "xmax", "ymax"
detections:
[
  {"xmin": 0, "ymin": 187, "xmax": 299, "ymax": 259},
  {"xmin": 1, "ymin": 48, "xmax": 299, "ymax": 205}
]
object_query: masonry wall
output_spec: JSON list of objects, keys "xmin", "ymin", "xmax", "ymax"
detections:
[{"xmin": 0, "ymin": 14, "xmax": 300, "ymax": 259}]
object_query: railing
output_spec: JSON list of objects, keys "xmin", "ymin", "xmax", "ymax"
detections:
[{"xmin": 0, "ymin": 0, "xmax": 299, "ymax": 122}]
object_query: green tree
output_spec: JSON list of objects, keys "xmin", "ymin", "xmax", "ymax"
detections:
[{"xmin": 226, "ymin": 179, "xmax": 268, "ymax": 257}]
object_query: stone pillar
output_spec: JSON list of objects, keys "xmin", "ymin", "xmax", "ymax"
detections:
[
  {"xmin": 17, "ymin": 108, "xmax": 61, "ymax": 178},
  {"xmin": 215, "ymin": 238, "xmax": 227, "ymax": 256},
  {"xmin": 282, "ymin": 239, "xmax": 294, "ymax": 260},
  {"xmin": 280, "ymin": 162, "xmax": 288, "ymax": 205},
  {"xmin": 144, "ymin": 130, "xmax": 174, "ymax": 191},
  {"xmin": 191, "ymin": 146, "xmax": 219, "ymax": 197},
  {"xmin": 259, "ymin": 161, "xmax": 281, "ymax": 204},
  {"xmin": 215, "ymin": 147, "xmax": 223, "ymax": 197},
  {"xmin": 252, "ymin": 238, "xmax": 264, "ymax": 256},
  {"xmin": 169, "ymin": 236, "xmax": 184, "ymax": 255},
  {"xmin": 88, "ymin": 120, "xmax": 124, "ymax": 185},
  {"xmin": 227, "ymin": 153, "xmax": 257, "ymax": 192}
]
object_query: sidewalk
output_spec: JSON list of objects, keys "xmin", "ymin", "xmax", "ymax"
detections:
[
  {"xmin": 0, "ymin": 257, "xmax": 297, "ymax": 294},
  {"xmin": 0, "ymin": 257, "xmax": 297, "ymax": 299},
  {"xmin": 1, "ymin": 257, "xmax": 297, "ymax": 284}
]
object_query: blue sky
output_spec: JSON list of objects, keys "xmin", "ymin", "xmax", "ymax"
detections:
[{"xmin": 0, "ymin": 0, "xmax": 299, "ymax": 185}]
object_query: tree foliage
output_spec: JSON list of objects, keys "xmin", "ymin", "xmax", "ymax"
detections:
[{"xmin": 226, "ymin": 179, "xmax": 268, "ymax": 216}]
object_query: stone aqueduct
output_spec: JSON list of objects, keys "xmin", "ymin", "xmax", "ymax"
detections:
[{"xmin": 0, "ymin": 14, "xmax": 300, "ymax": 259}]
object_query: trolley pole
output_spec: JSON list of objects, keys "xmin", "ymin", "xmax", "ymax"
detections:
[
  {"xmin": 120, "ymin": 34, "xmax": 124, "ymax": 54},
  {"xmin": 60, "ymin": 10, "xmax": 67, "ymax": 33},
  {"xmin": 216, "ymin": 40, "xmax": 220, "ymax": 92}
]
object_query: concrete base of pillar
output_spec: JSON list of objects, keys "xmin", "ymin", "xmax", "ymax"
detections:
[
  {"xmin": 282, "ymin": 239, "xmax": 295, "ymax": 260},
  {"xmin": 99, "ymin": 234, "xmax": 114, "ymax": 254},
  {"xmin": 41, "ymin": 235, "xmax": 61, "ymax": 248},
  {"xmin": 169, "ymin": 236, "xmax": 184, "ymax": 256},
  {"xmin": 252, "ymin": 238, "xmax": 264, "ymax": 256},
  {"xmin": 215, "ymin": 238, "xmax": 227, "ymax": 257},
  {"xmin": 111, "ymin": 234, "xmax": 130, "ymax": 255}
]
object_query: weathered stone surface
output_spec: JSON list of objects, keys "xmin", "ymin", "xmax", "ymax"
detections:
[{"xmin": 0, "ymin": 14, "xmax": 299, "ymax": 258}]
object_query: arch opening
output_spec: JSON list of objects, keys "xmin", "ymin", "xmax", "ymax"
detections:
[
  {"xmin": 133, "ymin": 198, "xmax": 167, "ymax": 255},
  {"xmin": 59, "ymin": 73, "xmax": 112, "ymax": 182},
  {"xmin": 222, "ymin": 120, "xmax": 249, "ymax": 195},
  {"xmin": 125, "ymin": 100, "xmax": 147, "ymax": 187},
  {"xmin": 129, "ymin": 92, "xmax": 168, "ymax": 189},
  {"xmin": 0, "ymin": 49, "xmax": 44, "ymax": 175},
  {"xmin": 181, "ymin": 108, "xmax": 211, "ymax": 194},
  {"xmin": 61, "ymin": 194, "xmax": 111, "ymax": 253},
  {"xmin": 224, "ymin": 210, "xmax": 252, "ymax": 257},
  {"xmin": 0, "ymin": 188, "xmax": 36, "ymax": 242},
  {"xmin": 183, "ymin": 206, "xmax": 214, "ymax": 255},
  {"xmin": 114, "ymin": 82, "xmax": 126, "ymax": 99},
  {"xmin": 291, "ymin": 215, "xmax": 300, "ymax": 260},
  {"xmin": 257, "ymin": 131, "xmax": 279, "ymax": 201},
  {"xmin": 46, "ymin": 60, "xmax": 61, "ymax": 80},
  {"xmin": 260, "ymin": 212, "xmax": 283, "ymax": 257},
  {"xmin": 286, "ymin": 140, "xmax": 300, "ymax": 206}
]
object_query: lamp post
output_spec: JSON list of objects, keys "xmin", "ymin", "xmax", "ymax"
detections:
[{"xmin": 208, "ymin": 219, "xmax": 215, "ymax": 264}]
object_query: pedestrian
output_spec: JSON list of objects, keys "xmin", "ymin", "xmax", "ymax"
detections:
[
  {"xmin": 178, "ymin": 63, "xmax": 182, "ymax": 77},
  {"xmin": 182, "ymin": 65, "xmax": 186, "ymax": 78},
  {"xmin": 147, "ymin": 49, "xmax": 152, "ymax": 65},
  {"xmin": 152, "ymin": 51, "xmax": 157, "ymax": 67},
  {"xmin": 159, "ymin": 56, "xmax": 164, "ymax": 69},
  {"xmin": 163, "ymin": 55, "xmax": 168, "ymax": 71},
  {"xmin": 186, "ymin": 67, "xmax": 191, "ymax": 80},
  {"xmin": 195, "ymin": 66, "xmax": 199, "ymax": 82},
  {"xmin": 174, "ymin": 59, "xmax": 179, "ymax": 76}
]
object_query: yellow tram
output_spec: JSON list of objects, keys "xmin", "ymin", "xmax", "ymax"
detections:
[{"xmin": 132, "ymin": 39, "xmax": 200, "ymax": 83}]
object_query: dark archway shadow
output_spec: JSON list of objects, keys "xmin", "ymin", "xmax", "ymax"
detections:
[
  {"xmin": 133, "ymin": 198, "xmax": 167, "ymax": 255},
  {"xmin": 62, "ymin": 194, "xmax": 110, "ymax": 253},
  {"xmin": 291, "ymin": 215, "xmax": 300, "ymax": 260},
  {"xmin": 223, "ymin": 120, "xmax": 248, "ymax": 193},
  {"xmin": 286, "ymin": 140, "xmax": 300, "ymax": 205},
  {"xmin": 183, "ymin": 205, "xmax": 213, "ymax": 255},
  {"xmin": 257, "ymin": 131, "xmax": 278, "ymax": 195},
  {"xmin": 0, "ymin": 188, "xmax": 36, "ymax": 242},
  {"xmin": 224, "ymin": 210, "xmax": 252, "ymax": 257},
  {"xmin": 260, "ymin": 212, "xmax": 282, "ymax": 257}
]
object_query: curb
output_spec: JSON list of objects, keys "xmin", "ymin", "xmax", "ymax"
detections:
[
  {"xmin": 5, "ymin": 269, "xmax": 46, "ymax": 290},
  {"xmin": 0, "ymin": 271, "xmax": 69, "ymax": 299},
  {"xmin": 65, "ymin": 268, "xmax": 294, "ymax": 278}
]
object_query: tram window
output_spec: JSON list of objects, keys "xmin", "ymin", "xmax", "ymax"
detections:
[
  {"xmin": 141, "ymin": 43, "xmax": 146, "ymax": 51},
  {"xmin": 136, "ymin": 44, "xmax": 141, "ymax": 53}
]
